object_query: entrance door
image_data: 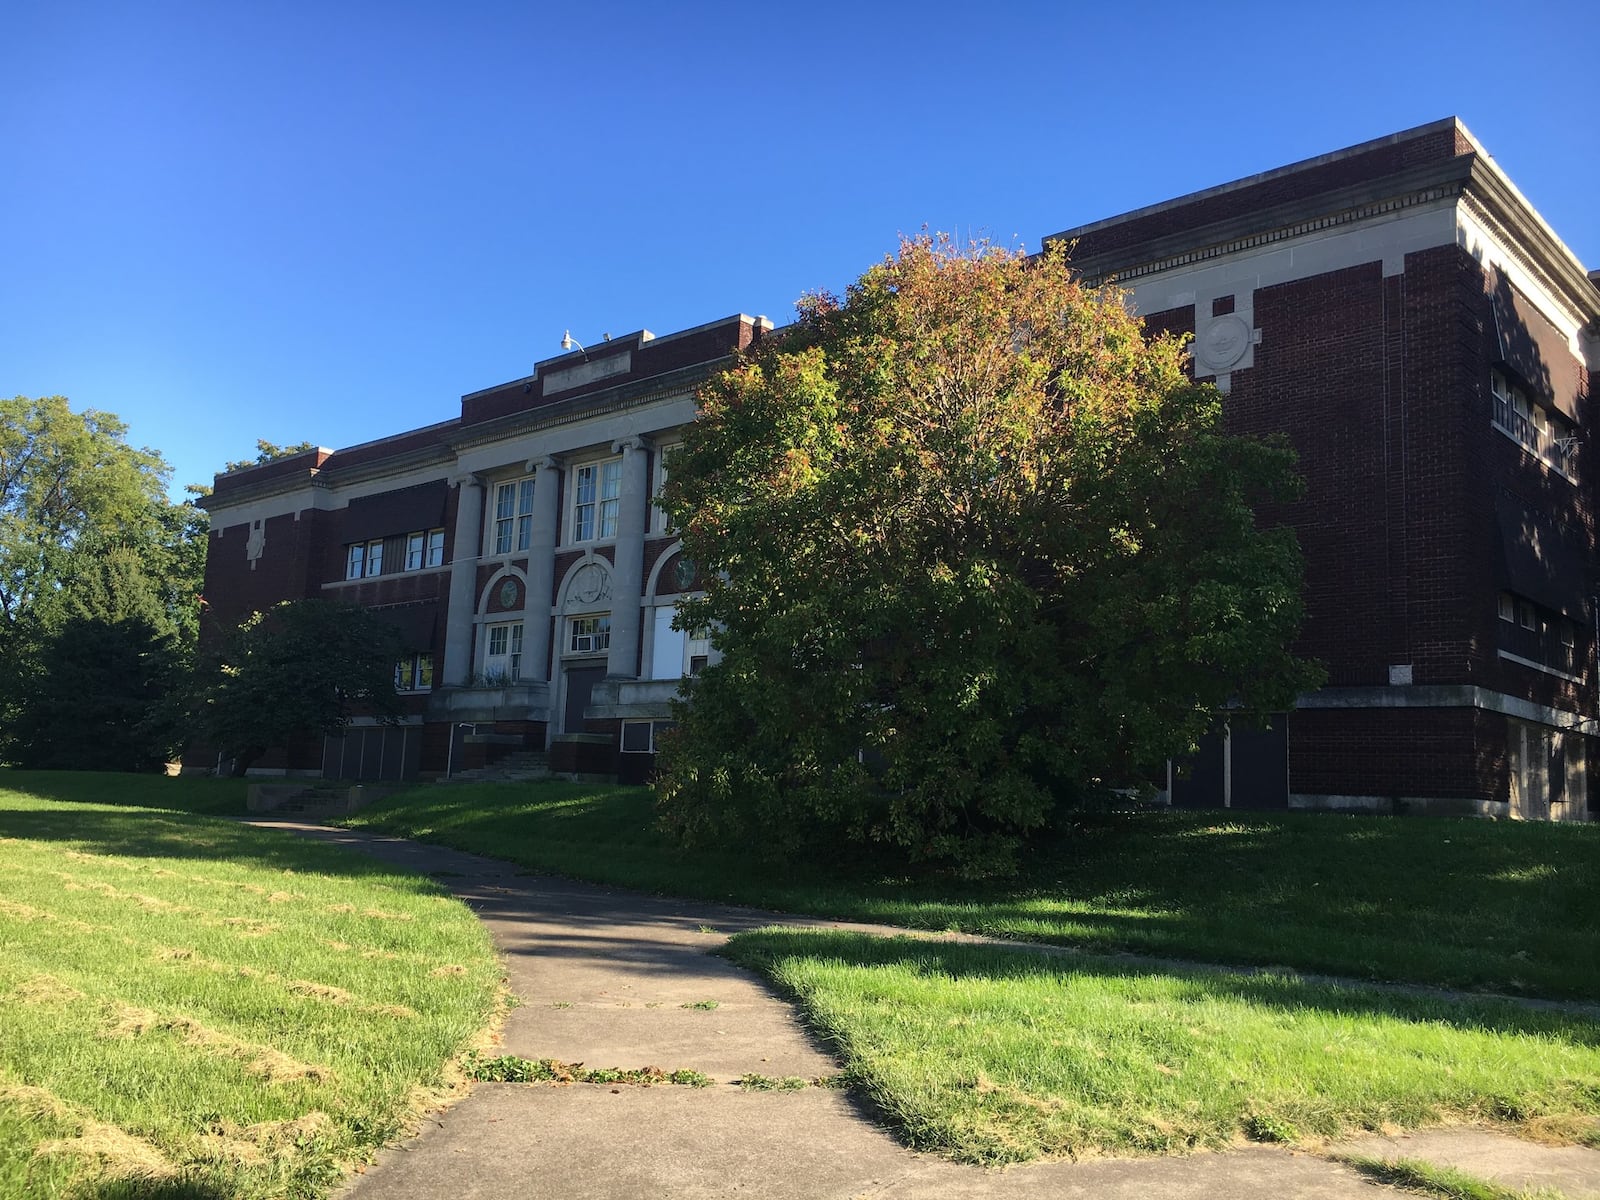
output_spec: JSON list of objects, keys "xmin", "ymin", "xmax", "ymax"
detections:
[{"xmin": 564, "ymin": 664, "xmax": 606, "ymax": 733}]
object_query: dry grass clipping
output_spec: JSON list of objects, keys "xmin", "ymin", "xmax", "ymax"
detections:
[
  {"xmin": 0, "ymin": 1082, "xmax": 73, "ymax": 1121},
  {"xmin": 102, "ymin": 1005, "xmax": 334, "ymax": 1083},
  {"xmin": 35, "ymin": 1121, "xmax": 177, "ymax": 1181},
  {"xmin": 288, "ymin": 980, "xmax": 354, "ymax": 1005},
  {"xmin": 361, "ymin": 908, "xmax": 413, "ymax": 922},
  {"xmin": 7, "ymin": 974, "xmax": 85, "ymax": 1005}
]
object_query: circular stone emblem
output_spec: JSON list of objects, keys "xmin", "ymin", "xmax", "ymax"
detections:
[
  {"xmin": 498, "ymin": 578, "xmax": 519, "ymax": 608},
  {"xmin": 1198, "ymin": 313, "xmax": 1251, "ymax": 372},
  {"xmin": 571, "ymin": 562, "xmax": 609, "ymax": 604}
]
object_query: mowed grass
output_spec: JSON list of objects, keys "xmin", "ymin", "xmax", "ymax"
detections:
[
  {"xmin": 338, "ymin": 781, "xmax": 1600, "ymax": 999},
  {"xmin": 0, "ymin": 787, "xmax": 501, "ymax": 1199},
  {"xmin": 722, "ymin": 928, "xmax": 1600, "ymax": 1165}
]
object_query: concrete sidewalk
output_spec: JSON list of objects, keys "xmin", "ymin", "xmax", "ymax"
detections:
[{"xmin": 252, "ymin": 822, "xmax": 1600, "ymax": 1200}]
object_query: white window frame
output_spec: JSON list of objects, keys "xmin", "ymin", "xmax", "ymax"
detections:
[
  {"xmin": 484, "ymin": 621, "xmax": 523, "ymax": 681},
  {"xmin": 620, "ymin": 719, "xmax": 674, "ymax": 754},
  {"xmin": 1498, "ymin": 592, "xmax": 1515, "ymax": 623},
  {"xmin": 571, "ymin": 458, "xmax": 622, "ymax": 542},
  {"xmin": 568, "ymin": 614, "xmax": 611, "ymax": 655},
  {"xmin": 493, "ymin": 478, "xmax": 535, "ymax": 555},
  {"xmin": 1491, "ymin": 368, "xmax": 1577, "ymax": 481},
  {"xmin": 404, "ymin": 527, "xmax": 447, "ymax": 571},
  {"xmin": 348, "ymin": 539, "xmax": 384, "ymax": 580},
  {"xmin": 653, "ymin": 443, "xmax": 681, "ymax": 534},
  {"xmin": 394, "ymin": 652, "xmax": 434, "ymax": 692}
]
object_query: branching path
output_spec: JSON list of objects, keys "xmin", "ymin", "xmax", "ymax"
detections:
[{"xmin": 254, "ymin": 822, "xmax": 1600, "ymax": 1200}]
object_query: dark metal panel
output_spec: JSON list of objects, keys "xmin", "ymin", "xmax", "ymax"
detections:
[{"xmin": 1230, "ymin": 717, "xmax": 1289, "ymax": 810}]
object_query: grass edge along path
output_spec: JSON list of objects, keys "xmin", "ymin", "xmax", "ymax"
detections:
[
  {"xmin": 1339, "ymin": 1155, "xmax": 1571, "ymax": 1200},
  {"xmin": 0, "ymin": 789, "xmax": 504, "ymax": 1200},
  {"xmin": 334, "ymin": 779, "xmax": 1600, "ymax": 1002},
  {"xmin": 719, "ymin": 927, "xmax": 1600, "ymax": 1167}
]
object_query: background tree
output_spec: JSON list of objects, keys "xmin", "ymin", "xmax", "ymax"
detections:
[
  {"xmin": 198, "ymin": 599, "xmax": 405, "ymax": 775},
  {"xmin": 655, "ymin": 237, "xmax": 1322, "ymax": 877},
  {"xmin": 0, "ymin": 396, "xmax": 204, "ymax": 768},
  {"xmin": 221, "ymin": 439, "xmax": 318, "ymax": 474},
  {"xmin": 7, "ymin": 546, "xmax": 189, "ymax": 770}
]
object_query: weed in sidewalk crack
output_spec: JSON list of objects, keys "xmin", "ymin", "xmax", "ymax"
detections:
[
  {"xmin": 464, "ymin": 1053, "xmax": 711, "ymax": 1088},
  {"xmin": 737, "ymin": 1073, "xmax": 810, "ymax": 1092}
]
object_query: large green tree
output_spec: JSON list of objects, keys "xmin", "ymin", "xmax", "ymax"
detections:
[
  {"xmin": 198, "ymin": 599, "xmax": 405, "ymax": 775},
  {"xmin": 655, "ymin": 237, "xmax": 1322, "ymax": 877},
  {"xmin": 0, "ymin": 396, "xmax": 205, "ymax": 767}
]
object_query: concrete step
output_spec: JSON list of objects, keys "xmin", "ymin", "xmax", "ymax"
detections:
[{"xmin": 441, "ymin": 751, "xmax": 552, "ymax": 785}]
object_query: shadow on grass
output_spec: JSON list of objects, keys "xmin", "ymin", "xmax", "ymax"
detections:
[
  {"xmin": 0, "ymin": 769, "xmax": 248, "ymax": 817},
  {"xmin": 344, "ymin": 781, "xmax": 1600, "ymax": 999},
  {"xmin": 84, "ymin": 1176, "xmax": 238, "ymax": 1200},
  {"xmin": 723, "ymin": 928, "xmax": 1600, "ymax": 1049},
  {"xmin": 0, "ymin": 802, "xmax": 447, "ymax": 896}
]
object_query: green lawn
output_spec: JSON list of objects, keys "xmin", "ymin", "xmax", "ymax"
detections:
[
  {"xmin": 0, "ymin": 783, "xmax": 501, "ymax": 1199},
  {"xmin": 722, "ymin": 928, "xmax": 1600, "ymax": 1165},
  {"xmin": 337, "ymin": 780, "xmax": 1600, "ymax": 1000},
  {"xmin": 0, "ymin": 770, "xmax": 249, "ymax": 817}
]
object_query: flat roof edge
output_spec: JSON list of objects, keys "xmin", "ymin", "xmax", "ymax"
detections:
[{"xmin": 1046, "ymin": 117, "xmax": 1463, "ymax": 244}]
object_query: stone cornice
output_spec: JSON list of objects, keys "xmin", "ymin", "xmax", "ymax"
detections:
[
  {"xmin": 445, "ymin": 360, "xmax": 722, "ymax": 454},
  {"xmin": 1055, "ymin": 152, "xmax": 1600, "ymax": 329},
  {"xmin": 201, "ymin": 442, "xmax": 457, "ymax": 515},
  {"xmin": 1057, "ymin": 157, "xmax": 1475, "ymax": 286},
  {"xmin": 1460, "ymin": 160, "xmax": 1600, "ymax": 327}
]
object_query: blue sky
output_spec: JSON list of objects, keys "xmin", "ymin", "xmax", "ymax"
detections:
[{"xmin": 2, "ymin": 0, "xmax": 1594, "ymax": 497}]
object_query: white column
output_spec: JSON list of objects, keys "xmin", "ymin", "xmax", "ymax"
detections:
[
  {"xmin": 442, "ymin": 474, "xmax": 485, "ymax": 686},
  {"xmin": 521, "ymin": 456, "xmax": 561, "ymax": 686},
  {"xmin": 607, "ymin": 437, "xmax": 650, "ymax": 678}
]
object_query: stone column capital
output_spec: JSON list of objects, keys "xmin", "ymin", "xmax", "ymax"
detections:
[
  {"xmin": 527, "ymin": 455, "xmax": 561, "ymax": 474},
  {"xmin": 612, "ymin": 435, "xmax": 651, "ymax": 457}
]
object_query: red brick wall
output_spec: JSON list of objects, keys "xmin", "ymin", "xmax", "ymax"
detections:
[
  {"xmin": 1233, "ymin": 261, "xmax": 1395, "ymax": 684},
  {"xmin": 1291, "ymin": 707, "xmax": 1500, "ymax": 801}
]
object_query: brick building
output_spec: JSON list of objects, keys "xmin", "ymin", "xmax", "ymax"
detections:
[
  {"xmin": 198, "ymin": 118, "xmax": 1598, "ymax": 817},
  {"xmin": 1049, "ymin": 118, "xmax": 1597, "ymax": 818},
  {"xmin": 198, "ymin": 315, "xmax": 767, "ymax": 783}
]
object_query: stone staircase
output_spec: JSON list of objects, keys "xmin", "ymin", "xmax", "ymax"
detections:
[
  {"xmin": 247, "ymin": 782, "xmax": 396, "ymax": 819},
  {"xmin": 440, "ymin": 751, "xmax": 552, "ymax": 784}
]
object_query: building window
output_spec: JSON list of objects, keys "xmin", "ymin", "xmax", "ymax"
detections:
[
  {"xmin": 1491, "ymin": 369, "xmax": 1577, "ymax": 480},
  {"xmin": 1558, "ymin": 619, "xmax": 1577, "ymax": 672},
  {"xmin": 1499, "ymin": 590, "xmax": 1583, "ymax": 677},
  {"xmin": 394, "ymin": 653, "xmax": 434, "ymax": 692},
  {"xmin": 485, "ymin": 622, "xmax": 523, "ymax": 681},
  {"xmin": 405, "ymin": 528, "xmax": 446, "ymax": 571},
  {"xmin": 573, "ymin": 459, "xmax": 622, "ymax": 541},
  {"xmin": 494, "ymin": 478, "xmax": 535, "ymax": 555},
  {"xmin": 621, "ymin": 719, "xmax": 675, "ymax": 754},
  {"xmin": 347, "ymin": 540, "xmax": 383, "ymax": 580},
  {"xmin": 569, "ymin": 614, "xmax": 611, "ymax": 654},
  {"xmin": 402, "ymin": 527, "xmax": 446, "ymax": 571},
  {"xmin": 654, "ymin": 443, "xmax": 681, "ymax": 533}
]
